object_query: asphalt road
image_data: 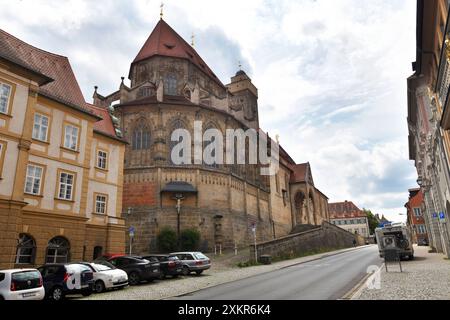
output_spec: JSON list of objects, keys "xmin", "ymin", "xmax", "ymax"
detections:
[{"xmin": 172, "ymin": 245, "xmax": 382, "ymax": 300}]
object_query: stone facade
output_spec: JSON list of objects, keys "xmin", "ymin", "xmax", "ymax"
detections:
[
  {"xmin": 408, "ymin": 0, "xmax": 450, "ymax": 257},
  {"xmin": 0, "ymin": 29, "xmax": 126, "ymax": 269},
  {"xmin": 94, "ymin": 19, "xmax": 330, "ymax": 254}
]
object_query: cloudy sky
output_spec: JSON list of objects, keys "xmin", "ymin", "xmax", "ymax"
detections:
[{"xmin": 0, "ymin": 0, "xmax": 417, "ymax": 222}]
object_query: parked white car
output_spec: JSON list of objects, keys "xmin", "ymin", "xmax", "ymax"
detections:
[
  {"xmin": 81, "ymin": 262, "xmax": 128, "ymax": 293},
  {"xmin": 0, "ymin": 269, "xmax": 45, "ymax": 300}
]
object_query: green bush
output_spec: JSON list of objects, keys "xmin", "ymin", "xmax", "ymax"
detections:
[
  {"xmin": 157, "ymin": 227, "xmax": 178, "ymax": 253},
  {"xmin": 180, "ymin": 229, "xmax": 201, "ymax": 251}
]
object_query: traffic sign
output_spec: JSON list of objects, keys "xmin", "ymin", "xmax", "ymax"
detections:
[
  {"xmin": 439, "ymin": 212, "xmax": 446, "ymax": 221},
  {"xmin": 129, "ymin": 226, "xmax": 136, "ymax": 238},
  {"xmin": 432, "ymin": 212, "xmax": 438, "ymax": 219}
]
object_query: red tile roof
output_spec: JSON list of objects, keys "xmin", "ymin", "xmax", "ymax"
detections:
[
  {"xmin": 132, "ymin": 19, "xmax": 225, "ymax": 88},
  {"xmin": 328, "ymin": 201, "xmax": 367, "ymax": 219},
  {"xmin": 0, "ymin": 29, "xmax": 88, "ymax": 112},
  {"xmin": 289, "ymin": 163, "xmax": 315, "ymax": 186},
  {"xmin": 84, "ymin": 103, "xmax": 118, "ymax": 138}
]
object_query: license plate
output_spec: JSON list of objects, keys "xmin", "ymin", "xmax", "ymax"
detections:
[
  {"xmin": 22, "ymin": 292, "xmax": 36, "ymax": 298},
  {"xmin": 81, "ymin": 284, "xmax": 88, "ymax": 289},
  {"xmin": 153, "ymin": 269, "xmax": 158, "ymax": 273},
  {"xmin": 177, "ymin": 269, "xmax": 181, "ymax": 272}
]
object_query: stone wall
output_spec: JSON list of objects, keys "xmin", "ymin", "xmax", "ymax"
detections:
[{"xmin": 250, "ymin": 221, "xmax": 364, "ymax": 261}]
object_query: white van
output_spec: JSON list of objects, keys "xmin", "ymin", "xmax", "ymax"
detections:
[{"xmin": 375, "ymin": 223, "xmax": 414, "ymax": 260}]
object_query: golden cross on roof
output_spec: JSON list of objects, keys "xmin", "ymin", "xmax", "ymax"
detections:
[{"xmin": 160, "ymin": 2, "xmax": 164, "ymax": 20}]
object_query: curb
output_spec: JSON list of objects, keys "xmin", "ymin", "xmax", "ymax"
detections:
[
  {"xmin": 279, "ymin": 245, "xmax": 374, "ymax": 270},
  {"xmin": 341, "ymin": 263, "xmax": 384, "ymax": 300}
]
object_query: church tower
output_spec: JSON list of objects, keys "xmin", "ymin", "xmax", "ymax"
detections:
[{"xmin": 227, "ymin": 69, "xmax": 259, "ymax": 130}]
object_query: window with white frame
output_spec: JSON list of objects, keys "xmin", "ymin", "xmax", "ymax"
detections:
[
  {"xmin": 97, "ymin": 150, "xmax": 108, "ymax": 169},
  {"xmin": 417, "ymin": 224, "xmax": 427, "ymax": 234},
  {"xmin": 95, "ymin": 194, "xmax": 107, "ymax": 214},
  {"xmin": 0, "ymin": 83, "xmax": 12, "ymax": 114},
  {"xmin": 24, "ymin": 164, "xmax": 43, "ymax": 195},
  {"xmin": 58, "ymin": 172, "xmax": 75, "ymax": 200},
  {"xmin": 413, "ymin": 208, "xmax": 421, "ymax": 216},
  {"xmin": 32, "ymin": 113, "xmax": 49, "ymax": 142},
  {"xmin": 64, "ymin": 124, "xmax": 79, "ymax": 151}
]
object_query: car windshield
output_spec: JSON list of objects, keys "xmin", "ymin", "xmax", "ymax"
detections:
[
  {"xmin": 194, "ymin": 253, "xmax": 208, "ymax": 260},
  {"xmin": 66, "ymin": 264, "xmax": 91, "ymax": 273},
  {"xmin": 92, "ymin": 263, "xmax": 112, "ymax": 272},
  {"xmin": 168, "ymin": 256, "xmax": 179, "ymax": 261}
]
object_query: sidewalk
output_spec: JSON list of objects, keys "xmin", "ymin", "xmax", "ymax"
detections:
[{"xmin": 355, "ymin": 245, "xmax": 450, "ymax": 300}]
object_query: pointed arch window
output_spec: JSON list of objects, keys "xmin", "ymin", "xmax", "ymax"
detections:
[
  {"xmin": 164, "ymin": 73, "xmax": 178, "ymax": 96},
  {"xmin": 203, "ymin": 123, "xmax": 220, "ymax": 169},
  {"xmin": 169, "ymin": 119, "xmax": 187, "ymax": 165},
  {"xmin": 16, "ymin": 234, "xmax": 36, "ymax": 265},
  {"xmin": 132, "ymin": 123, "xmax": 151, "ymax": 150}
]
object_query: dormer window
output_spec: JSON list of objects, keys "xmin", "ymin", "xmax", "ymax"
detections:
[
  {"xmin": 164, "ymin": 74, "xmax": 177, "ymax": 96},
  {"xmin": 164, "ymin": 43, "xmax": 176, "ymax": 49},
  {"xmin": 137, "ymin": 86, "xmax": 153, "ymax": 99}
]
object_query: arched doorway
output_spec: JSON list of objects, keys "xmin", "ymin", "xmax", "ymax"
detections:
[
  {"xmin": 308, "ymin": 192, "xmax": 316, "ymax": 225},
  {"xmin": 93, "ymin": 246, "xmax": 103, "ymax": 260},
  {"xmin": 295, "ymin": 192, "xmax": 306, "ymax": 224},
  {"xmin": 46, "ymin": 237, "xmax": 70, "ymax": 264}
]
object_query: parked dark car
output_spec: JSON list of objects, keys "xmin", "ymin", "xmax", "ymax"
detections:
[
  {"xmin": 171, "ymin": 252, "xmax": 211, "ymax": 275},
  {"xmin": 37, "ymin": 263, "xmax": 94, "ymax": 301},
  {"xmin": 142, "ymin": 255, "xmax": 183, "ymax": 279},
  {"xmin": 105, "ymin": 256, "xmax": 160, "ymax": 285}
]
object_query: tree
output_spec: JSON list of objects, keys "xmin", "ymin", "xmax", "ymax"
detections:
[
  {"xmin": 180, "ymin": 229, "xmax": 201, "ymax": 251},
  {"xmin": 157, "ymin": 227, "xmax": 178, "ymax": 253},
  {"xmin": 363, "ymin": 209, "xmax": 379, "ymax": 236}
]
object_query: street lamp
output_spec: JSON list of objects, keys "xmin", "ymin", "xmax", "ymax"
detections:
[{"xmin": 417, "ymin": 176, "xmax": 423, "ymax": 187}]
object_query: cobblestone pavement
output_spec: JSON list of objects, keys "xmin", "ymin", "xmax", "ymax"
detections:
[
  {"xmin": 355, "ymin": 245, "xmax": 450, "ymax": 300},
  {"xmin": 80, "ymin": 246, "xmax": 371, "ymax": 300}
]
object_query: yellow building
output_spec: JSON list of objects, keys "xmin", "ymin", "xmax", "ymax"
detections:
[{"xmin": 0, "ymin": 29, "xmax": 126, "ymax": 269}]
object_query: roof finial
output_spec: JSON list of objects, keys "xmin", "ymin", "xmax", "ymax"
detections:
[
  {"xmin": 275, "ymin": 134, "xmax": 280, "ymax": 144},
  {"xmin": 238, "ymin": 60, "xmax": 242, "ymax": 70},
  {"xmin": 160, "ymin": 2, "xmax": 164, "ymax": 20},
  {"xmin": 191, "ymin": 33, "xmax": 195, "ymax": 47}
]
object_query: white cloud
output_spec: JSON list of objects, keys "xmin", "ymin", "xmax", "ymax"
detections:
[{"xmin": 0, "ymin": 0, "xmax": 417, "ymax": 221}]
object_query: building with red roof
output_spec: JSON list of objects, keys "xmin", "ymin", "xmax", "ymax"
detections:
[
  {"xmin": 405, "ymin": 188, "xmax": 428, "ymax": 245},
  {"xmin": 0, "ymin": 28, "xmax": 126, "ymax": 269},
  {"xmin": 90, "ymin": 16, "xmax": 330, "ymax": 252},
  {"xmin": 328, "ymin": 201, "xmax": 370, "ymax": 238}
]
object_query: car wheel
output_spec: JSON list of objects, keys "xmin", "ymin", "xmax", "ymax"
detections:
[
  {"xmin": 182, "ymin": 266, "xmax": 190, "ymax": 276},
  {"xmin": 128, "ymin": 272, "xmax": 140, "ymax": 285},
  {"xmin": 50, "ymin": 286, "xmax": 64, "ymax": 301},
  {"xmin": 94, "ymin": 280, "xmax": 106, "ymax": 293},
  {"xmin": 195, "ymin": 270, "xmax": 204, "ymax": 276}
]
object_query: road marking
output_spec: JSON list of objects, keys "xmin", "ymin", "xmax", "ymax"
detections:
[{"xmin": 340, "ymin": 263, "xmax": 384, "ymax": 300}]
